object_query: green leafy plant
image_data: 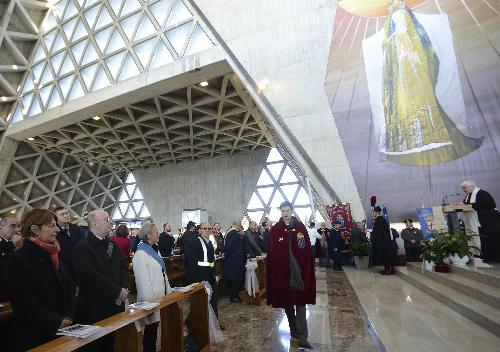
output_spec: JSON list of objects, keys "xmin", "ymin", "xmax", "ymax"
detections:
[
  {"xmin": 420, "ymin": 240, "xmax": 436, "ymax": 262},
  {"xmin": 349, "ymin": 241, "xmax": 371, "ymax": 257},
  {"xmin": 447, "ymin": 229, "xmax": 479, "ymax": 258},
  {"xmin": 420, "ymin": 229, "xmax": 479, "ymax": 263}
]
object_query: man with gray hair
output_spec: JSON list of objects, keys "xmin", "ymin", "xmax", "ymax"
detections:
[
  {"xmin": 244, "ymin": 221, "xmax": 264, "ymax": 257},
  {"xmin": 74, "ymin": 210, "xmax": 129, "ymax": 352}
]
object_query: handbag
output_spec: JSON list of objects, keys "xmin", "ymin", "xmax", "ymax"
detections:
[{"xmin": 288, "ymin": 233, "xmax": 304, "ymax": 292}]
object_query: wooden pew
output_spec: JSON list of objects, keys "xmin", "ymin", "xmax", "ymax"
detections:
[
  {"xmin": 129, "ymin": 255, "xmax": 187, "ymax": 294},
  {"xmin": 29, "ymin": 283, "xmax": 209, "ymax": 352},
  {"xmin": 164, "ymin": 255, "xmax": 186, "ymax": 286}
]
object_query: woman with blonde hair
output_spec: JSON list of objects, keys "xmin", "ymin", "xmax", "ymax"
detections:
[
  {"xmin": 132, "ymin": 222, "xmax": 171, "ymax": 352},
  {"xmin": 4, "ymin": 209, "xmax": 75, "ymax": 351}
]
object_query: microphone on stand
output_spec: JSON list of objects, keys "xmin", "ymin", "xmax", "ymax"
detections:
[{"xmin": 442, "ymin": 193, "xmax": 461, "ymax": 206}]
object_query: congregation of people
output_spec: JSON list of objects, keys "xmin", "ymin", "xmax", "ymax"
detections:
[{"xmin": 0, "ymin": 179, "xmax": 498, "ymax": 351}]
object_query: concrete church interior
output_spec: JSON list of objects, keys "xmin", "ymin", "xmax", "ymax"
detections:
[{"xmin": 0, "ymin": 0, "xmax": 499, "ymax": 351}]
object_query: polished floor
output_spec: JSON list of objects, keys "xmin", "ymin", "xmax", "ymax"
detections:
[
  {"xmin": 212, "ymin": 267, "xmax": 377, "ymax": 351},
  {"xmin": 343, "ymin": 267, "xmax": 500, "ymax": 352}
]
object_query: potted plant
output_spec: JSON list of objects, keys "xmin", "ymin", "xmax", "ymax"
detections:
[
  {"xmin": 350, "ymin": 241, "xmax": 371, "ymax": 270},
  {"xmin": 420, "ymin": 231, "xmax": 451, "ymax": 272},
  {"xmin": 447, "ymin": 229, "xmax": 479, "ymax": 267},
  {"xmin": 420, "ymin": 240, "xmax": 435, "ymax": 271}
]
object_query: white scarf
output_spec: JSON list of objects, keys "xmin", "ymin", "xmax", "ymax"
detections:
[
  {"xmin": 245, "ymin": 260, "xmax": 259, "ymax": 297},
  {"xmin": 468, "ymin": 187, "xmax": 480, "ymax": 204}
]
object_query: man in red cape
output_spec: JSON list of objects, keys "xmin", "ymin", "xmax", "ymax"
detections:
[{"xmin": 267, "ymin": 201, "xmax": 316, "ymax": 349}]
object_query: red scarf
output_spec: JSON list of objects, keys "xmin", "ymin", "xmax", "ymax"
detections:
[{"xmin": 32, "ymin": 238, "xmax": 60, "ymax": 271}]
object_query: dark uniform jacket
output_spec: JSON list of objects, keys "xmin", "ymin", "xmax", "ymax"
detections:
[
  {"xmin": 4, "ymin": 240, "xmax": 76, "ymax": 352},
  {"xmin": 327, "ymin": 228, "xmax": 343, "ymax": 255},
  {"xmin": 158, "ymin": 232, "xmax": 175, "ymax": 257},
  {"xmin": 74, "ymin": 233, "xmax": 129, "ymax": 324},
  {"xmin": 189, "ymin": 235, "xmax": 216, "ymax": 285},
  {"xmin": 223, "ymin": 228, "xmax": 248, "ymax": 281}
]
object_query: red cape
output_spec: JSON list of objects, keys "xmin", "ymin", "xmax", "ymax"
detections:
[{"xmin": 266, "ymin": 218, "xmax": 316, "ymax": 308}]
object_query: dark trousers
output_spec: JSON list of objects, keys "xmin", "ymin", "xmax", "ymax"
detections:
[
  {"xmin": 209, "ymin": 278, "xmax": 218, "ymax": 319},
  {"xmin": 143, "ymin": 322, "xmax": 159, "ymax": 352},
  {"xmin": 405, "ymin": 246, "xmax": 421, "ymax": 262},
  {"xmin": 329, "ymin": 251, "xmax": 342, "ymax": 269},
  {"xmin": 228, "ymin": 279, "xmax": 243, "ymax": 300},
  {"xmin": 285, "ymin": 305, "xmax": 308, "ymax": 342}
]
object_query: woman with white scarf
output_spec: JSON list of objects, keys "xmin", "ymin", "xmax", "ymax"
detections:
[
  {"xmin": 461, "ymin": 180, "xmax": 500, "ymax": 262},
  {"xmin": 133, "ymin": 223, "xmax": 171, "ymax": 352}
]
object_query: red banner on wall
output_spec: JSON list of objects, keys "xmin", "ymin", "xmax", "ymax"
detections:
[{"xmin": 326, "ymin": 203, "xmax": 353, "ymax": 232}]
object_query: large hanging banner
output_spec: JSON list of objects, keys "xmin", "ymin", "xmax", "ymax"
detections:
[
  {"xmin": 325, "ymin": 0, "xmax": 500, "ymax": 221},
  {"xmin": 416, "ymin": 207, "xmax": 434, "ymax": 239},
  {"xmin": 326, "ymin": 203, "xmax": 354, "ymax": 247}
]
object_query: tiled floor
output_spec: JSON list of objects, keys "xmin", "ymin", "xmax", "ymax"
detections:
[
  {"xmin": 343, "ymin": 267, "xmax": 500, "ymax": 352},
  {"xmin": 211, "ymin": 267, "xmax": 377, "ymax": 351}
]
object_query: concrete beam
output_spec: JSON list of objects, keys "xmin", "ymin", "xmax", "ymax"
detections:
[{"xmin": 6, "ymin": 47, "xmax": 231, "ymax": 140}]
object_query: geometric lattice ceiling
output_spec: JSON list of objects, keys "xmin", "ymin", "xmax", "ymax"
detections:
[
  {"xmin": 111, "ymin": 172, "xmax": 150, "ymax": 221},
  {"xmin": 244, "ymin": 148, "xmax": 325, "ymax": 226},
  {"xmin": 0, "ymin": 141, "xmax": 127, "ymax": 219},
  {"xmin": 9, "ymin": 0, "xmax": 215, "ymax": 122},
  {"xmin": 0, "ymin": 0, "xmax": 49, "ymax": 122},
  {"xmin": 27, "ymin": 73, "xmax": 275, "ymax": 170}
]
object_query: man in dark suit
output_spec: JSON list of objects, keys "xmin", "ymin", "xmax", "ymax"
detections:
[
  {"xmin": 74, "ymin": 210, "xmax": 129, "ymax": 352},
  {"xmin": 55, "ymin": 207, "xmax": 84, "ymax": 281},
  {"xmin": 181, "ymin": 221, "xmax": 199, "ymax": 285},
  {"xmin": 0, "ymin": 216, "xmax": 22, "ymax": 350},
  {"xmin": 244, "ymin": 221, "xmax": 264, "ymax": 257},
  {"xmin": 158, "ymin": 223, "xmax": 175, "ymax": 257},
  {"xmin": 223, "ymin": 221, "xmax": 248, "ymax": 303}
]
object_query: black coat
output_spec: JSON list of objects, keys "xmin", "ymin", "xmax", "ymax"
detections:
[
  {"xmin": 262, "ymin": 228, "xmax": 270, "ymax": 253},
  {"xmin": 351, "ymin": 228, "xmax": 366, "ymax": 244},
  {"xmin": 158, "ymin": 232, "xmax": 175, "ymax": 257},
  {"xmin": 0, "ymin": 237, "xmax": 15, "ymax": 302},
  {"xmin": 371, "ymin": 216, "xmax": 394, "ymax": 266},
  {"xmin": 223, "ymin": 229, "xmax": 248, "ymax": 281},
  {"xmin": 56, "ymin": 223, "xmax": 84, "ymax": 281},
  {"xmin": 181, "ymin": 230, "xmax": 199, "ymax": 284},
  {"xmin": 465, "ymin": 189, "xmax": 500, "ymax": 261},
  {"xmin": 74, "ymin": 233, "xmax": 129, "ymax": 324},
  {"xmin": 244, "ymin": 229, "xmax": 263, "ymax": 257},
  {"xmin": 4, "ymin": 240, "xmax": 76, "ymax": 352}
]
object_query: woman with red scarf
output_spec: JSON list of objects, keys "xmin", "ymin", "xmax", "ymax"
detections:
[{"xmin": 3, "ymin": 209, "xmax": 76, "ymax": 351}]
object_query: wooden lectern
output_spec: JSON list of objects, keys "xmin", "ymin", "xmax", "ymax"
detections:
[{"xmin": 442, "ymin": 203, "xmax": 480, "ymax": 254}]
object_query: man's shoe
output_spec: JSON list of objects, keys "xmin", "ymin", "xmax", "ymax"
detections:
[
  {"xmin": 381, "ymin": 271, "xmax": 394, "ymax": 275},
  {"xmin": 229, "ymin": 298, "xmax": 242, "ymax": 303},
  {"xmin": 298, "ymin": 340, "xmax": 314, "ymax": 349},
  {"xmin": 219, "ymin": 323, "xmax": 226, "ymax": 331}
]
